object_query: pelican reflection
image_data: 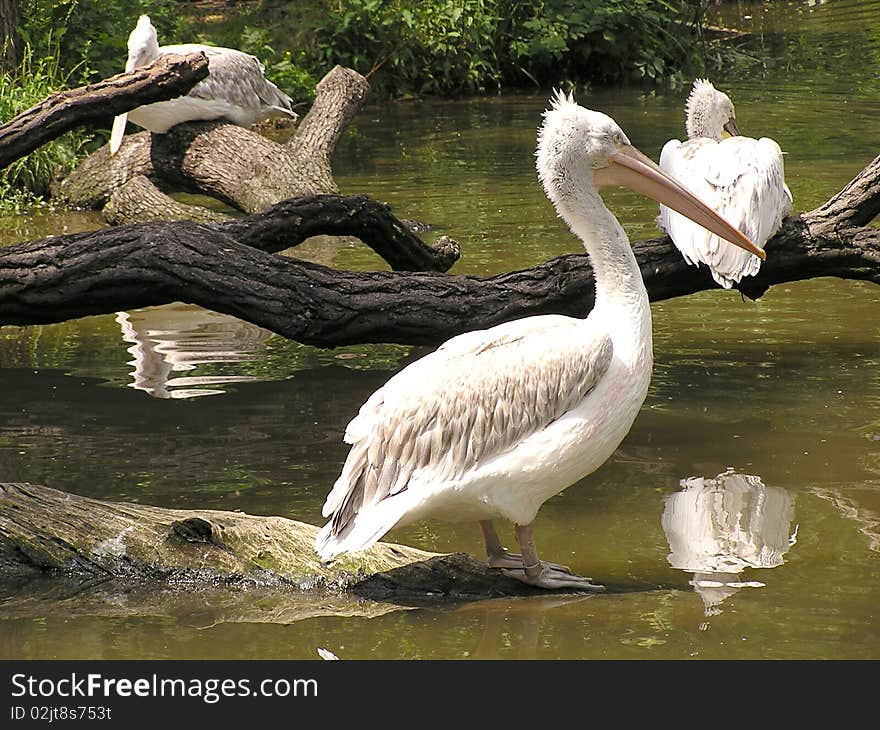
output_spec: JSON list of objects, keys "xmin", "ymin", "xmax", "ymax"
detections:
[
  {"xmin": 116, "ymin": 304, "xmax": 273, "ymax": 399},
  {"xmin": 662, "ymin": 470, "xmax": 797, "ymax": 615}
]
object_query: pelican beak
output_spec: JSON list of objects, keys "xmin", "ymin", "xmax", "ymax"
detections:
[
  {"xmin": 595, "ymin": 144, "xmax": 765, "ymax": 261},
  {"xmin": 723, "ymin": 118, "xmax": 741, "ymax": 137}
]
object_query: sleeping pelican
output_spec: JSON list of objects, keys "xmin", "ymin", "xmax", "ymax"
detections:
[
  {"xmin": 657, "ymin": 79, "xmax": 791, "ymax": 288},
  {"xmin": 109, "ymin": 15, "xmax": 297, "ymax": 156},
  {"xmin": 314, "ymin": 92, "xmax": 764, "ymax": 590}
]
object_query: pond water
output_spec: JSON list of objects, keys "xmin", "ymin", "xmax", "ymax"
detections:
[{"xmin": 1, "ymin": 0, "xmax": 879, "ymax": 659}]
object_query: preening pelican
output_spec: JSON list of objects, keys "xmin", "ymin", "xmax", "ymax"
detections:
[
  {"xmin": 109, "ymin": 15, "xmax": 297, "ymax": 156},
  {"xmin": 657, "ymin": 79, "xmax": 792, "ymax": 288},
  {"xmin": 314, "ymin": 92, "xmax": 763, "ymax": 590}
]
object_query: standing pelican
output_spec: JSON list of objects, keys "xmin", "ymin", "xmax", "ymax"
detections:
[
  {"xmin": 109, "ymin": 15, "xmax": 297, "ymax": 156},
  {"xmin": 657, "ymin": 79, "xmax": 792, "ymax": 288},
  {"xmin": 315, "ymin": 92, "xmax": 763, "ymax": 590}
]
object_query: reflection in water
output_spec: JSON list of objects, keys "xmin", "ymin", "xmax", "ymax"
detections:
[
  {"xmin": 116, "ymin": 305, "xmax": 273, "ymax": 398},
  {"xmin": 468, "ymin": 595, "xmax": 594, "ymax": 660},
  {"xmin": 662, "ymin": 471, "xmax": 798, "ymax": 615},
  {"xmin": 812, "ymin": 487, "xmax": 880, "ymax": 553}
]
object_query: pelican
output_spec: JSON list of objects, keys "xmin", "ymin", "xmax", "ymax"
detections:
[
  {"xmin": 314, "ymin": 92, "xmax": 763, "ymax": 590},
  {"xmin": 109, "ymin": 15, "xmax": 297, "ymax": 156},
  {"xmin": 657, "ymin": 79, "xmax": 792, "ymax": 288}
]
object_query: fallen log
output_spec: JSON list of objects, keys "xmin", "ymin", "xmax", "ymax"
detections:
[
  {"xmin": 1, "ymin": 155, "xmax": 879, "ymax": 346},
  {"xmin": 0, "ymin": 482, "xmax": 577, "ymax": 600},
  {"xmin": 0, "ymin": 52, "xmax": 209, "ymax": 171}
]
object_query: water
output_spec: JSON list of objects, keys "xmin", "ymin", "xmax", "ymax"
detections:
[{"xmin": 1, "ymin": 1, "xmax": 879, "ymax": 659}]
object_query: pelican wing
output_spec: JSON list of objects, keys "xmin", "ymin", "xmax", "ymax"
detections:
[
  {"xmin": 161, "ymin": 44, "xmax": 295, "ymax": 115},
  {"xmin": 658, "ymin": 136, "xmax": 791, "ymax": 288},
  {"xmin": 320, "ymin": 315, "xmax": 613, "ymax": 544}
]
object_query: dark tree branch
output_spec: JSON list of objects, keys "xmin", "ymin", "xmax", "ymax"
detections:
[
  {"xmin": 1, "ymin": 58, "xmax": 879, "ymax": 348},
  {"xmin": 216, "ymin": 194, "xmax": 461, "ymax": 271},
  {"xmin": 0, "ymin": 53, "xmax": 209, "ymax": 171},
  {"xmin": 805, "ymin": 153, "xmax": 880, "ymax": 229},
  {"xmin": 0, "ymin": 166, "xmax": 878, "ymax": 346}
]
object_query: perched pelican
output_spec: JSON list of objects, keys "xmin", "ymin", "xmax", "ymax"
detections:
[
  {"xmin": 314, "ymin": 92, "xmax": 763, "ymax": 590},
  {"xmin": 657, "ymin": 79, "xmax": 792, "ymax": 288},
  {"xmin": 109, "ymin": 15, "xmax": 297, "ymax": 156}
]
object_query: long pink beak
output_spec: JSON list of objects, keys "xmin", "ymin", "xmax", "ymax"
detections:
[{"xmin": 596, "ymin": 144, "xmax": 765, "ymax": 261}]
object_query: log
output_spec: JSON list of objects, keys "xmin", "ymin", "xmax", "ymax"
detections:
[
  {"xmin": 0, "ymin": 482, "xmax": 574, "ymax": 601},
  {"xmin": 0, "ymin": 155, "xmax": 879, "ymax": 346},
  {"xmin": 103, "ymin": 174, "xmax": 231, "ymax": 224},
  {"xmin": 55, "ymin": 65, "xmax": 371, "ymax": 223},
  {"xmin": 0, "ymin": 194, "xmax": 459, "ymax": 336},
  {"xmin": 0, "ymin": 52, "xmax": 210, "ymax": 171}
]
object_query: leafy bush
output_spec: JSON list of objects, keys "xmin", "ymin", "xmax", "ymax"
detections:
[
  {"xmin": 238, "ymin": 26, "xmax": 318, "ymax": 103},
  {"xmin": 506, "ymin": 0, "xmax": 690, "ymax": 86},
  {"xmin": 0, "ymin": 43, "xmax": 91, "ymax": 213},
  {"xmin": 299, "ymin": 0, "xmax": 694, "ymax": 96},
  {"xmin": 307, "ymin": 0, "xmax": 503, "ymax": 95},
  {"xmin": 18, "ymin": 0, "xmax": 186, "ymax": 83}
]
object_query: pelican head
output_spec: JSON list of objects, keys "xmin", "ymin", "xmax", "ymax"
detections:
[
  {"xmin": 125, "ymin": 14, "xmax": 160, "ymax": 71},
  {"xmin": 536, "ymin": 90, "xmax": 764, "ymax": 260},
  {"xmin": 685, "ymin": 79, "xmax": 740, "ymax": 141},
  {"xmin": 536, "ymin": 91, "xmax": 633, "ymax": 195}
]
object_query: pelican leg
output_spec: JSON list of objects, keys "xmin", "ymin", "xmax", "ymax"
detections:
[
  {"xmin": 501, "ymin": 523, "xmax": 605, "ymax": 592},
  {"xmin": 479, "ymin": 520, "xmax": 569, "ymax": 572}
]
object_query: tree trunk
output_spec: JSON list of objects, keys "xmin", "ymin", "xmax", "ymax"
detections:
[
  {"xmin": 54, "ymin": 65, "xmax": 371, "ymax": 223},
  {"xmin": 0, "ymin": 52, "xmax": 210, "ymax": 171},
  {"xmin": 0, "ymin": 0, "xmax": 21, "ymax": 72}
]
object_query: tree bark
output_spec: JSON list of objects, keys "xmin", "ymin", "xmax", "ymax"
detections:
[
  {"xmin": 54, "ymin": 65, "xmax": 371, "ymax": 223},
  {"xmin": 0, "ymin": 0, "xmax": 21, "ymax": 72},
  {"xmin": 1, "ymin": 155, "xmax": 879, "ymax": 346},
  {"xmin": 0, "ymin": 482, "xmax": 563, "ymax": 601},
  {"xmin": 0, "ymin": 52, "xmax": 210, "ymax": 171}
]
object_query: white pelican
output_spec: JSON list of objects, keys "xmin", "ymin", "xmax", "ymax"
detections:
[
  {"xmin": 657, "ymin": 79, "xmax": 792, "ymax": 288},
  {"xmin": 109, "ymin": 15, "xmax": 297, "ymax": 156},
  {"xmin": 314, "ymin": 92, "xmax": 763, "ymax": 590}
]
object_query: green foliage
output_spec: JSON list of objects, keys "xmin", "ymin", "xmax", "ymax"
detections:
[
  {"xmin": 506, "ymin": 0, "xmax": 690, "ymax": 86},
  {"xmin": 18, "ymin": 0, "xmax": 186, "ymax": 82},
  {"xmin": 237, "ymin": 26, "xmax": 318, "ymax": 103},
  {"xmin": 296, "ymin": 0, "xmax": 695, "ymax": 96},
  {"xmin": 0, "ymin": 43, "xmax": 91, "ymax": 214},
  {"xmin": 306, "ymin": 0, "xmax": 503, "ymax": 95}
]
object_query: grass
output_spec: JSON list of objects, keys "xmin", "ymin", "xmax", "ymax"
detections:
[{"xmin": 0, "ymin": 43, "xmax": 93, "ymax": 215}]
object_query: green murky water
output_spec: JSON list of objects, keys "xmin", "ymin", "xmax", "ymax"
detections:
[{"xmin": 1, "ymin": 0, "xmax": 878, "ymax": 659}]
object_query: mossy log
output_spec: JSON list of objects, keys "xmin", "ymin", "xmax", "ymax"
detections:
[{"xmin": 0, "ymin": 482, "xmax": 575, "ymax": 601}]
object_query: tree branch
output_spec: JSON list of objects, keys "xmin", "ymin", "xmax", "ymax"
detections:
[{"xmin": 0, "ymin": 172, "xmax": 878, "ymax": 346}]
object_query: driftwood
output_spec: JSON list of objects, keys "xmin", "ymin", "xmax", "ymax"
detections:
[
  {"xmin": 54, "ymin": 64, "xmax": 370, "ymax": 224},
  {"xmin": 0, "ymin": 482, "xmax": 577, "ymax": 602},
  {"xmin": 1, "ymin": 154, "xmax": 880, "ymax": 345},
  {"xmin": 0, "ymin": 52, "xmax": 209, "ymax": 170}
]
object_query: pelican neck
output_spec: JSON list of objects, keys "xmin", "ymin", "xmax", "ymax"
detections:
[
  {"xmin": 686, "ymin": 109, "xmax": 723, "ymax": 142},
  {"xmin": 551, "ymin": 179, "xmax": 650, "ymax": 316}
]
